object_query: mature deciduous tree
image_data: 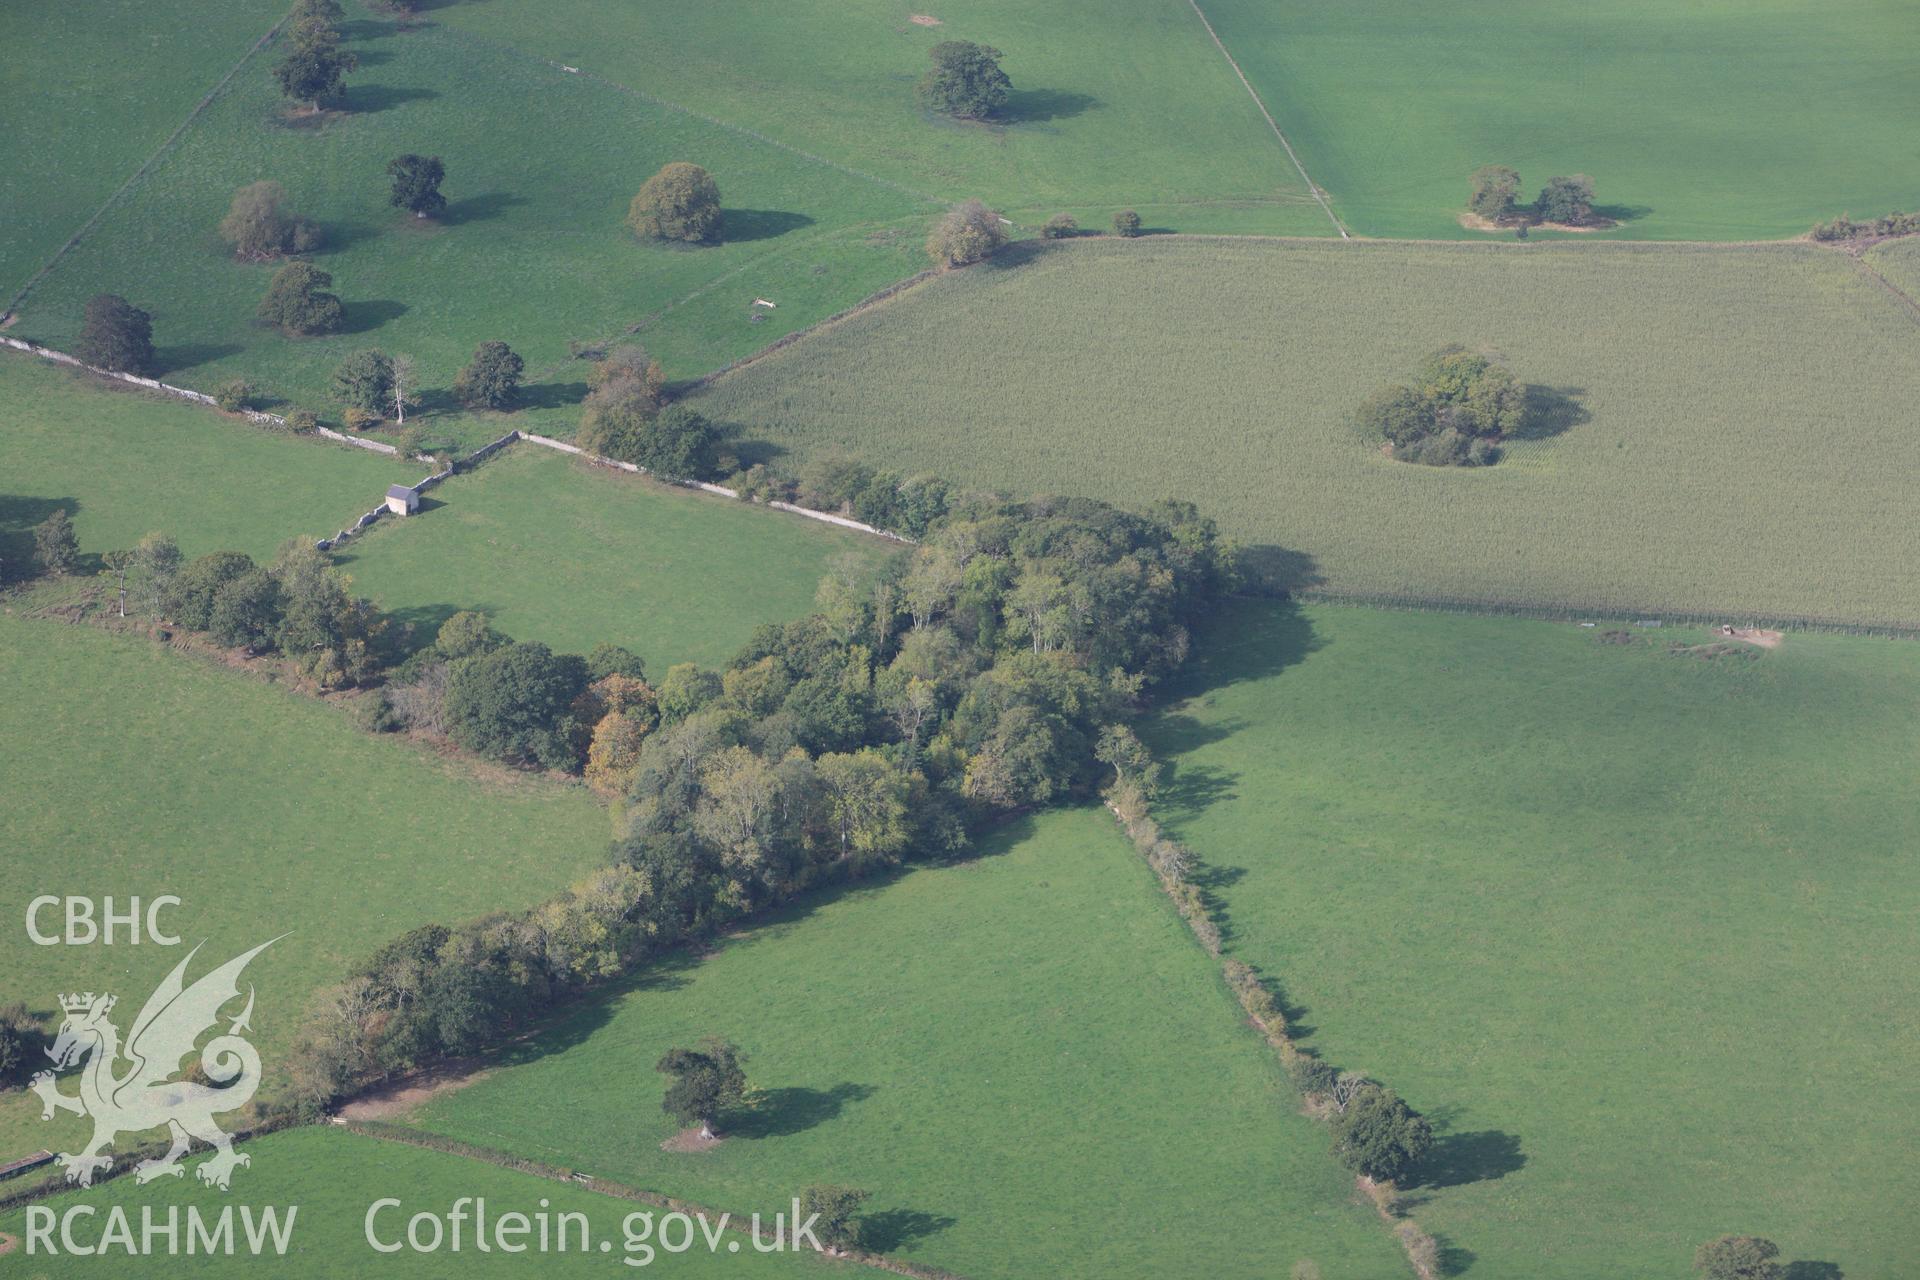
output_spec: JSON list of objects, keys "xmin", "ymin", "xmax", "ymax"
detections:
[
  {"xmin": 1693, "ymin": 1236, "xmax": 1784, "ymax": 1280},
  {"xmin": 218, "ymin": 181, "xmax": 322, "ymax": 259},
  {"xmin": 926, "ymin": 199, "xmax": 1005, "ymax": 268},
  {"xmin": 274, "ymin": 17, "xmax": 355, "ymax": 111},
  {"xmin": 1329, "ymin": 1084, "xmax": 1433, "ymax": 1183},
  {"xmin": 33, "ymin": 510, "xmax": 79, "ymax": 577},
  {"xmin": 1468, "ymin": 165, "xmax": 1522, "ymax": 221},
  {"xmin": 1536, "ymin": 173, "xmax": 1597, "ymax": 226},
  {"xmin": 387, "ymin": 154, "xmax": 447, "ymax": 218},
  {"xmin": 257, "ymin": 261, "xmax": 344, "ymax": 335},
  {"xmin": 656, "ymin": 1037, "xmax": 746, "ymax": 1139},
  {"xmin": 916, "ymin": 40, "xmax": 1010, "ymax": 119},
  {"xmin": 799, "ymin": 1186, "xmax": 870, "ymax": 1255},
  {"xmin": 452, "ymin": 340, "xmax": 523, "ymax": 409},
  {"xmin": 628, "ymin": 163, "xmax": 722, "ymax": 243},
  {"xmin": 76, "ymin": 293, "xmax": 154, "ymax": 374},
  {"xmin": 332, "ymin": 349, "xmax": 395, "ymax": 415}
]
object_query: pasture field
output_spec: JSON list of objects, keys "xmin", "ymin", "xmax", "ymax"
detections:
[
  {"xmin": 0, "ymin": 1127, "xmax": 844, "ymax": 1277},
  {"xmin": 428, "ymin": 0, "xmax": 1334, "ymax": 237},
  {"xmin": 0, "ymin": 616, "xmax": 610, "ymax": 1158},
  {"xmin": 1145, "ymin": 601, "xmax": 1920, "ymax": 1279},
  {"xmin": 697, "ymin": 236, "xmax": 1920, "ymax": 627},
  {"xmin": 334, "ymin": 446, "xmax": 899, "ymax": 669},
  {"xmin": 0, "ymin": 0, "xmax": 280, "ymax": 300},
  {"xmin": 404, "ymin": 808, "xmax": 1404, "ymax": 1279},
  {"xmin": 9, "ymin": 2, "xmax": 928, "ymax": 426},
  {"xmin": 0, "ymin": 353, "xmax": 410, "ymax": 577},
  {"xmin": 1864, "ymin": 234, "xmax": 1920, "ymax": 305},
  {"xmin": 1197, "ymin": 0, "xmax": 1920, "ymax": 240}
]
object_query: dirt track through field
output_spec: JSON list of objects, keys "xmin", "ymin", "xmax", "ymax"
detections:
[{"xmin": 1183, "ymin": 0, "xmax": 1349, "ymax": 239}]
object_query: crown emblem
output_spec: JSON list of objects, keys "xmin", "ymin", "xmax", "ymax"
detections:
[{"xmin": 59, "ymin": 992, "xmax": 114, "ymax": 1015}]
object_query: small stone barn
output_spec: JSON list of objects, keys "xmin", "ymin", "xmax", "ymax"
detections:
[{"xmin": 385, "ymin": 484, "xmax": 419, "ymax": 516}]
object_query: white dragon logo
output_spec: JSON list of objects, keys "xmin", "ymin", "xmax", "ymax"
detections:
[{"xmin": 29, "ymin": 938, "xmax": 279, "ymax": 1191}]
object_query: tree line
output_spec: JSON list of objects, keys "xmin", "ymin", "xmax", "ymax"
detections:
[{"xmin": 288, "ymin": 486, "xmax": 1234, "ymax": 1109}]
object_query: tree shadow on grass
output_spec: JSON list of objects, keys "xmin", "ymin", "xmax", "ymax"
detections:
[
  {"xmin": 153, "ymin": 343, "xmax": 243, "ymax": 377},
  {"xmin": 1510, "ymin": 385, "xmax": 1589, "ymax": 441},
  {"xmin": 1784, "ymin": 1263, "xmax": 1844, "ymax": 1280},
  {"xmin": 340, "ymin": 299, "xmax": 409, "ymax": 334},
  {"xmin": 860, "ymin": 1207, "xmax": 958, "ymax": 1253},
  {"xmin": 1000, "ymin": 88, "xmax": 1098, "ymax": 124},
  {"xmin": 343, "ymin": 83, "xmax": 440, "ymax": 114},
  {"xmin": 726, "ymin": 1083, "xmax": 875, "ymax": 1139},
  {"xmin": 1592, "ymin": 203, "xmax": 1652, "ymax": 226},
  {"xmin": 1235, "ymin": 545, "xmax": 1324, "ymax": 595},
  {"xmin": 443, "ymin": 192, "xmax": 528, "ymax": 225},
  {"xmin": 365, "ymin": 600, "xmax": 502, "ymax": 657},
  {"xmin": 1435, "ymin": 1235, "xmax": 1477, "ymax": 1277},
  {"xmin": 515, "ymin": 380, "xmax": 590, "ymax": 412},
  {"xmin": 722, "ymin": 209, "xmax": 814, "ymax": 243},
  {"xmin": 1407, "ymin": 1129, "xmax": 1527, "ymax": 1189}
]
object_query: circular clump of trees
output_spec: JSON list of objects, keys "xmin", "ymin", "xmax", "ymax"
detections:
[
  {"xmin": 1354, "ymin": 345, "xmax": 1528, "ymax": 467},
  {"xmin": 629, "ymin": 162, "xmax": 722, "ymax": 243}
]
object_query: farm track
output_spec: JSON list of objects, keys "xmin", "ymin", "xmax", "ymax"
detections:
[{"xmin": 1183, "ymin": 0, "xmax": 1348, "ymax": 239}]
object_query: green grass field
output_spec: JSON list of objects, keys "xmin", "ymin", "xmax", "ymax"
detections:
[
  {"xmin": 0, "ymin": 0, "xmax": 281, "ymax": 300},
  {"xmin": 1144, "ymin": 601, "xmax": 1920, "ymax": 1278},
  {"xmin": 0, "ymin": 1127, "xmax": 846, "ymax": 1277},
  {"xmin": 9, "ymin": 2, "xmax": 929, "ymax": 427},
  {"xmin": 1197, "ymin": 0, "xmax": 1920, "ymax": 240},
  {"xmin": 0, "ymin": 353, "xmax": 410, "ymax": 575},
  {"xmin": 334, "ymin": 446, "xmax": 898, "ymax": 668},
  {"xmin": 0, "ymin": 617, "xmax": 610, "ymax": 1158},
  {"xmin": 696, "ymin": 236, "xmax": 1920, "ymax": 626},
  {"xmin": 428, "ymin": 0, "xmax": 1333, "ymax": 237},
  {"xmin": 404, "ymin": 808, "xmax": 1404, "ymax": 1279}
]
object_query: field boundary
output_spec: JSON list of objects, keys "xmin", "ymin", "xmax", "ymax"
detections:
[
  {"xmin": 691, "ymin": 267, "xmax": 940, "ymax": 389},
  {"xmin": 439, "ymin": 24, "xmax": 947, "ymax": 210},
  {"xmin": 1182, "ymin": 0, "xmax": 1348, "ymax": 239},
  {"xmin": 340, "ymin": 1121, "xmax": 971, "ymax": 1279},
  {"xmin": 1, "ymin": 8, "xmax": 292, "ymax": 319},
  {"xmin": 1286, "ymin": 586, "xmax": 1920, "ymax": 640}
]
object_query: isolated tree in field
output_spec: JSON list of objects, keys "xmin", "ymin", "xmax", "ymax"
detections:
[
  {"xmin": 916, "ymin": 40, "xmax": 1010, "ymax": 119},
  {"xmin": 257, "ymin": 261, "xmax": 344, "ymax": 335},
  {"xmin": 1535, "ymin": 174, "xmax": 1597, "ymax": 226},
  {"xmin": 76, "ymin": 293, "xmax": 155, "ymax": 374},
  {"xmin": 1041, "ymin": 212, "xmax": 1077, "ymax": 239},
  {"xmin": 387, "ymin": 154, "xmax": 447, "ymax": 218},
  {"xmin": 1111, "ymin": 208, "xmax": 1141, "ymax": 237},
  {"xmin": 273, "ymin": 18, "xmax": 355, "ymax": 111},
  {"xmin": 218, "ymin": 181, "xmax": 322, "ymax": 259},
  {"xmin": 799, "ymin": 1186, "xmax": 870, "ymax": 1255},
  {"xmin": 452, "ymin": 340, "xmax": 523, "ymax": 409},
  {"xmin": 1694, "ymin": 1237, "xmax": 1784, "ymax": 1280},
  {"xmin": 33, "ymin": 510, "xmax": 79, "ymax": 577},
  {"xmin": 1329, "ymin": 1083, "xmax": 1433, "ymax": 1183},
  {"xmin": 656, "ymin": 1037, "xmax": 746, "ymax": 1140},
  {"xmin": 332, "ymin": 349, "xmax": 395, "ymax": 415},
  {"xmin": 628, "ymin": 162, "xmax": 722, "ymax": 243},
  {"xmin": 1467, "ymin": 165, "xmax": 1522, "ymax": 221},
  {"xmin": 926, "ymin": 199, "xmax": 1005, "ymax": 268}
]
